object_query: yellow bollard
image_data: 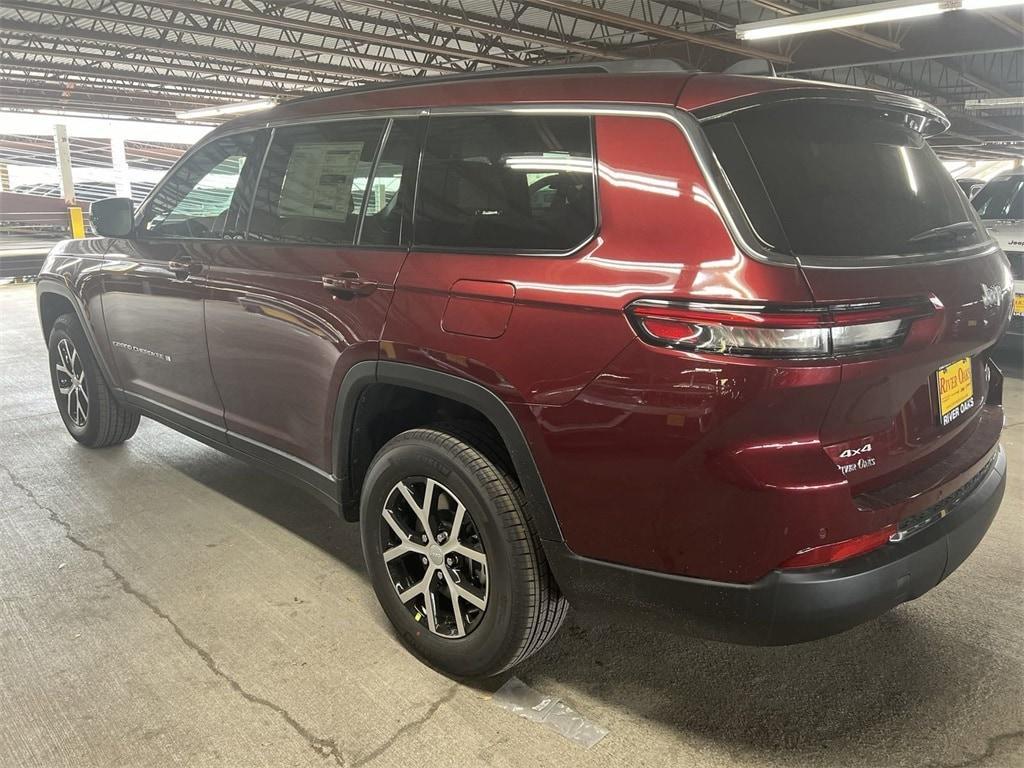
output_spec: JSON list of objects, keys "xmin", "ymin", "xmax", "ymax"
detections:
[{"xmin": 68, "ymin": 206, "xmax": 85, "ymax": 239}]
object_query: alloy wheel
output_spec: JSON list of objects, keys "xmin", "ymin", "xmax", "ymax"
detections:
[
  {"xmin": 380, "ymin": 477, "xmax": 488, "ymax": 638},
  {"xmin": 55, "ymin": 337, "xmax": 88, "ymax": 428}
]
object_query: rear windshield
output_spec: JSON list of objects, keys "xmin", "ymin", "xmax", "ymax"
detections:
[
  {"xmin": 972, "ymin": 176, "xmax": 1024, "ymax": 221},
  {"xmin": 703, "ymin": 102, "xmax": 987, "ymax": 259}
]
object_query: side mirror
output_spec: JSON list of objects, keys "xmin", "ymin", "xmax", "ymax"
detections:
[{"xmin": 90, "ymin": 197, "xmax": 134, "ymax": 238}]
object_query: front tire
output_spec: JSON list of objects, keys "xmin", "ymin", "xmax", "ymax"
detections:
[
  {"xmin": 360, "ymin": 427, "xmax": 568, "ymax": 677},
  {"xmin": 47, "ymin": 314, "xmax": 140, "ymax": 448}
]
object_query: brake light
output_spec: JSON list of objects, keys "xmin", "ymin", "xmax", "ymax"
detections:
[
  {"xmin": 627, "ymin": 298, "xmax": 935, "ymax": 358},
  {"xmin": 779, "ymin": 524, "xmax": 897, "ymax": 569}
]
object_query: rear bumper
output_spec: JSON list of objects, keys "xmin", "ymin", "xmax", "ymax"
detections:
[{"xmin": 547, "ymin": 445, "xmax": 1006, "ymax": 645}]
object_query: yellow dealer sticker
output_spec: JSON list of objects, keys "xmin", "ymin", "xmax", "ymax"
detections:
[
  {"xmin": 1014, "ymin": 293, "xmax": 1024, "ymax": 318},
  {"xmin": 936, "ymin": 357, "xmax": 974, "ymax": 427}
]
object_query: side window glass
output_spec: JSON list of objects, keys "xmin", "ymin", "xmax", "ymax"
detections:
[
  {"xmin": 413, "ymin": 115, "xmax": 595, "ymax": 252},
  {"xmin": 141, "ymin": 133, "xmax": 258, "ymax": 239},
  {"xmin": 248, "ymin": 120, "xmax": 386, "ymax": 245},
  {"xmin": 360, "ymin": 119, "xmax": 421, "ymax": 247}
]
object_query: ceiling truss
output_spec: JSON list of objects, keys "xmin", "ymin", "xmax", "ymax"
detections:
[{"xmin": 0, "ymin": 0, "xmax": 1019, "ymax": 159}]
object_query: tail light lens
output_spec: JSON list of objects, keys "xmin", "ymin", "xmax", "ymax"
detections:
[
  {"xmin": 779, "ymin": 524, "xmax": 896, "ymax": 569},
  {"xmin": 627, "ymin": 298, "xmax": 936, "ymax": 359}
]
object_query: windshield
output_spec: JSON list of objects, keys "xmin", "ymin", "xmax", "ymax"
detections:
[
  {"xmin": 972, "ymin": 176, "xmax": 1024, "ymax": 221},
  {"xmin": 703, "ymin": 102, "xmax": 988, "ymax": 259}
]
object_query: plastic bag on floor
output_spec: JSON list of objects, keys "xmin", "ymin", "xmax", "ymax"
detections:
[{"xmin": 492, "ymin": 676, "xmax": 608, "ymax": 748}]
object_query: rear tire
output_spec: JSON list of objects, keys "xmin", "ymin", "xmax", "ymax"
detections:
[
  {"xmin": 360, "ymin": 426, "xmax": 568, "ymax": 677},
  {"xmin": 47, "ymin": 314, "xmax": 140, "ymax": 448}
]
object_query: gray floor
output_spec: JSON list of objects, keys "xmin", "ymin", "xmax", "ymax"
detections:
[{"xmin": 1, "ymin": 281, "xmax": 1022, "ymax": 768}]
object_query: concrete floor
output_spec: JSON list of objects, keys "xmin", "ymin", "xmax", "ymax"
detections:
[{"xmin": 1, "ymin": 280, "xmax": 1022, "ymax": 768}]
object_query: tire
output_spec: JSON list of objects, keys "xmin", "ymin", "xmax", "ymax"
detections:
[
  {"xmin": 360, "ymin": 426, "xmax": 568, "ymax": 677},
  {"xmin": 47, "ymin": 314, "xmax": 140, "ymax": 448}
]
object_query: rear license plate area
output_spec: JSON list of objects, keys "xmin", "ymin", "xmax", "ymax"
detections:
[{"xmin": 936, "ymin": 357, "xmax": 974, "ymax": 427}]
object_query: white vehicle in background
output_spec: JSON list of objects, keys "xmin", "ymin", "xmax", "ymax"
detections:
[{"xmin": 972, "ymin": 168, "xmax": 1024, "ymax": 348}]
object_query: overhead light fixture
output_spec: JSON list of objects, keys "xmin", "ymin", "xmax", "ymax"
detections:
[
  {"xmin": 961, "ymin": 0, "xmax": 1024, "ymax": 6},
  {"xmin": 176, "ymin": 99, "xmax": 277, "ymax": 121},
  {"xmin": 736, "ymin": 0, "xmax": 1024, "ymax": 40},
  {"xmin": 964, "ymin": 96, "xmax": 1024, "ymax": 110}
]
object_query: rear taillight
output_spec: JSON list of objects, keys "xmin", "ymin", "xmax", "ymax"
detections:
[
  {"xmin": 627, "ymin": 298, "xmax": 936, "ymax": 359},
  {"xmin": 779, "ymin": 524, "xmax": 896, "ymax": 569}
]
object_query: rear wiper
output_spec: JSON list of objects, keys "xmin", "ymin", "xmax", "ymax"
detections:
[{"xmin": 907, "ymin": 221, "xmax": 978, "ymax": 245}]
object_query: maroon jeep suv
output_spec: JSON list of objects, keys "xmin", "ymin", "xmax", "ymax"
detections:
[{"xmin": 37, "ymin": 61, "xmax": 1012, "ymax": 677}]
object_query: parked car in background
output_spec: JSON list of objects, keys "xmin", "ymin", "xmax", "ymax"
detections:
[
  {"xmin": 956, "ymin": 177, "xmax": 986, "ymax": 199},
  {"xmin": 972, "ymin": 169, "xmax": 1024, "ymax": 348},
  {"xmin": 36, "ymin": 63, "xmax": 1011, "ymax": 677}
]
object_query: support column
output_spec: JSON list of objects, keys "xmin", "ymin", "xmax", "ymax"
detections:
[
  {"xmin": 110, "ymin": 134, "xmax": 132, "ymax": 198},
  {"xmin": 53, "ymin": 124, "xmax": 75, "ymax": 204}
]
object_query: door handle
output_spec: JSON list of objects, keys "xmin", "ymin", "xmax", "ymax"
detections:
[
  {"xmin": 322, "ymin": 272, "xmax": 378, "ymax": 297},
  {"xmin": 168, "ymin": 258, "xmax": 200, "ymax": 279}
]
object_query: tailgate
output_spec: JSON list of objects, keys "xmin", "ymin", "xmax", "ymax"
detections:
[{"xmin": 801, "ymin": 253, "xmax": 1010, "ymax": 494}]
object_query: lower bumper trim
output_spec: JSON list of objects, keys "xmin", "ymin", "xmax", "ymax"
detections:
[{"xmin": 546, "ymin": 445, "xmax": 1006, "ymax": 645}]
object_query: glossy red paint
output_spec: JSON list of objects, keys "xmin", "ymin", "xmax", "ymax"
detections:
[
  {"xmin": 203, "ymin": 240, "xmax": 406, "ymax": 468},
  {"xmin": 38, "ymin": 68, "xmax": 1009, "ymax": 595}
]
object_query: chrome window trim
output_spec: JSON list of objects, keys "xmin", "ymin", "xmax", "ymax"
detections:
[{"xmin": 142, "ymin": 102, "xmax": 999, "ymax": 269}]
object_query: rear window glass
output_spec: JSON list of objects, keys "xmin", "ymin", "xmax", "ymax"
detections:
[
  {"xmin": 704, "ymin": 102, "xmax": 988, "ymax": 259},
  {"xmin": 413, "ymin": 115, "xmax": 595, "ymax": 252},
  {"xmin": 972, "ymin": 176, "xmax": 1024, "ymax": 221}
]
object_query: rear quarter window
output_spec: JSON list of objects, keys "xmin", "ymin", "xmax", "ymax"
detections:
[{"xmin": 413, "ymin": 115, "xmax": 596, "ymax": 253}]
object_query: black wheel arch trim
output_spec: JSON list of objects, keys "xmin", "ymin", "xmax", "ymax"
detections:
[
  {"xmin": 332, "ymin": 360, "xmax": 566, "ymax": 544},
  {"xmin": 36, "ymin": 277, "xmax": 120, "ymax": 394}
]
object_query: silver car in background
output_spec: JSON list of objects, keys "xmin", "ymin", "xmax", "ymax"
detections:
[{"xmin": 973, "ymin": 169, "xmax": 1024, "ymax": 349}]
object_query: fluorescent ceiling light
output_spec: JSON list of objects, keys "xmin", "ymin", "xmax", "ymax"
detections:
[
  {"xmin": 962, "ymin": 0, "xmax": 1024, "ymax": 7},
  {"xmin": 964, "ymin": 96, "xmax": 1024, "ymax": 110},
  {"xmin": 735, "ymin": 0, "xmax": 1024, "ymax": 40},
  {"xmin": 176, "ymin": 99, "xmax": 276, "ymax": 121},
  {"xmin": 736, "ymin": 0, "xmax": 942, "ymax": 40}
]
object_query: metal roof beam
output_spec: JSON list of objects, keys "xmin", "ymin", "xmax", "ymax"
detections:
[
  {"xmin": 786, "ymin": 45, "xmax": 1024, "ymax": 74},
  {"xmin": 985, "ymin": 11, "xmax": 1024, "ymax": 37},
  {"xmin": 0, "ymin": 59, "xmax": 292, "ymax": 98},
  {"xmin": 0, "ymin": 80, "xmax": 220, "ymax": 106},
  {"xmin": 333, "ymin": 0, "xmax": 623, "ymax": 59},
  {"xmin": 0, "ymin": 83, "xmax": 220, "ymax": 118},
  {"xmin": 2, "ymin": 0, "xmax": 451, "ymax": 75},
  {"xmin": 136, "ymin": 0, "xmax": 524, "ymax": 67},
  {"xmin": 523, "ymin": 0, "xmax": 792, "ymax": 63},
  {"xmin": 0, "ymin": 19, "xmax": 395, "ymax": 82},
  {"xmin": 0, "ymin": 46, "xmax": 334, "ymax": 92}
]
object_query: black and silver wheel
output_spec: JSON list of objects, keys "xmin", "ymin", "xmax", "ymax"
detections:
[
  {"xmin": 54, "ymin": 336, "xmax": 89, "ymax": 428},
  {"xmin": 360, "ymin": 426, "xmax": 568, "ymax": 677},
  {"xmin": 380, "ymin": 477, "xmax": 489, "ymax": 638},
  {"xmin": 48, "ymin": 313, "xmax": 141, "ymax": 448}
]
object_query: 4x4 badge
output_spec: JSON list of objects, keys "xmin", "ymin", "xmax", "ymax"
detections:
[{"xmin": 839, "ymin": 443, "xmax": 872, "ymax": 459}]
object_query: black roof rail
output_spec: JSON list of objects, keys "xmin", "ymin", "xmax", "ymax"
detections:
[{"xmin": 284, "ymin": 58, "xmax": 694, "ymax": 107}]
